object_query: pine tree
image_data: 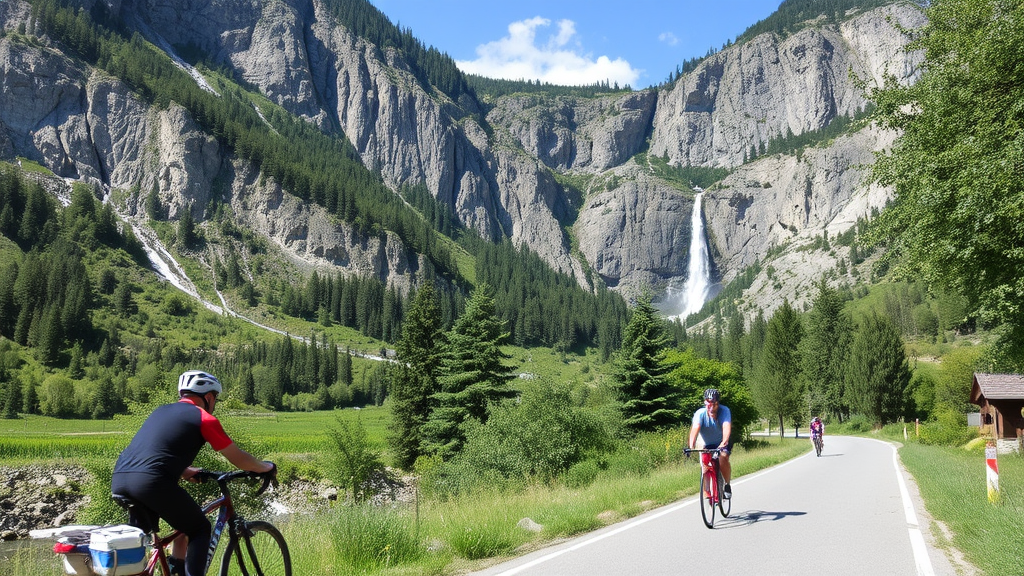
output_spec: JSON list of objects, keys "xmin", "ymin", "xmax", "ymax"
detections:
[
  {"xmin": 177, "ymin": 205, "xmax": 197, "ymax": 248},
  {"xmin": 239, "ymin": 367, "xmax": 256, "ymax": 405},
  {"xmin": 423, "ymin": 284, "xmax": 517, "ymax": 459},
  {"xmin": 847, "ymin": 312, "xmax": 911, "ymax": 426},
  {"xmin": 800, "ymin": 279, "xmax": 853, "ymax": 422},
  {"xmin": 613, "ymin": 291, "xmax": 681, "ymax": 433},
  {"xmin": 753, "ymin": 300, "xmax": 803, "ymax": 437},
  {"xmin": 22, "ymin": 379, "xmax": 38, "ymax": 415},
  {"xmin": 145, "ymin": 183, "xmax": 163, "ymax": 220},
  {"xmin": 3, "ymin": 371, "xmax": 22, "ymax": 419},
  {"xmin": 389, "ymin": 282, "xmax": 445, "ymax": 469}
]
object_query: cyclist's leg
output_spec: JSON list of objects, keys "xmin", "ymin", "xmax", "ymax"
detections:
[
  {"xmin": 153, "ymin": 486, "xmax": 211, "ymax": 576},
  {"xmin": 719, "ymin": 443, "xmax": 733, "ymax": 484},
  {"xmin": 118, "ymin": 475, "xmax": 209, "ymax": 576}
]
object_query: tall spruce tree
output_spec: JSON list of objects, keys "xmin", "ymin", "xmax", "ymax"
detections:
[
  {"xmin": 613, "ymin": 291, "xmax": 681, "ymax": 432},
  {"xmin": 847, "ymin": 312, "xmax": 911, "ymax": 426},
  {"xmin": 389, "ymin": 281, "xmax": 445, "ymax": 469},
  {"xmin": 800, "ymin": 279, "xmax": 853, "ymax": 422},
  {"xmin": 423, "ymin": 284, "xmax": 517, "ymax": 459},
  {"xmin": 753, "ymin": 300, "xmax": 803, "ymax": 437}
]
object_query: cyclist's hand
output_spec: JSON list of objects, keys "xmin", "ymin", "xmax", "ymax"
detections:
[
  {"xmin": 182, "ymin": 466, "xmax": 201, "ymax": 483},
  {"xmin": 263, "ymin": 461, "xmax": 278, "ymax": 482}
]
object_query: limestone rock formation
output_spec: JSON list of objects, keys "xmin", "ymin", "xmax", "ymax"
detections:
[{"xmin": 0, "ymin": 0, "xmax": 926, "ymax": 305}]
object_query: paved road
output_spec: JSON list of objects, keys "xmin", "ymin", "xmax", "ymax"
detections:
[{"xmin": 471, "ymin": 436, "xmax": 962, "ymax": 576}]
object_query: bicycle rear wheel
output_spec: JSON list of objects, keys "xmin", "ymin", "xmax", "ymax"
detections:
[
  {"xmin": 699, "ymin": 470, "xmax": 716, "ymax": 529},
  {"xmin": 219, "ymin": 520, "xmax": 292, "ymax": 576},
  {"xmin": 717, "ymin": 469, "xmax": 731, "ymax": 518}
]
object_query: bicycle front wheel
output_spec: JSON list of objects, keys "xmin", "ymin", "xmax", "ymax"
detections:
[
  {"xmin": 717, "ymin": 470, "xmax": 731, "ymax": 518},
  {"xmin": 699, "ymin": 471, "xmax": 716, "ymax": 529},
  {"xmin": 815, "ymin": 436, "xmax": 822, "ymax": 457},
  {"xmin": 220, "ymin": 520, "xmax": 292, "ymax": 576}
]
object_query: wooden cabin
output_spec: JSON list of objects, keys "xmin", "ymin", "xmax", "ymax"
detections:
[{"xmin": 969, "ymin": 373, "xmax": 1024, "ymax": 453}]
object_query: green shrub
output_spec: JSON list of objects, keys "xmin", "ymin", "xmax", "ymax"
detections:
[
  {"xmin": 840, "ymin": 414, "xmax": 873, "ymax": 433},
  {"xmin": 563, "ymin": 459, "xmax": 601, "ymax": 488},
  {"xmin": 424, "ymin": 380, "xmax": 613, "ymax": 496},
  {"xmin": 918, "ymin": 410, "xmax": 978, "ymax": 447}
]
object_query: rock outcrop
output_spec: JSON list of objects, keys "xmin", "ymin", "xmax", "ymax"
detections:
[{"xmin": 0, "ymin": 0, "xmax": 926, "ymax": 304}]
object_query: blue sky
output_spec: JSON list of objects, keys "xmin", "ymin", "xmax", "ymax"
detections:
[{"xmin": 369, "ymin": 0, "xmax": 783, "ymax": 89}]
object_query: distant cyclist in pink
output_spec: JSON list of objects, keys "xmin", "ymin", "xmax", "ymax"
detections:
[
  {"xmin": 688, "ymin": 388, "xmax": 733, "ymax": 497},
  {"xmin": 810, "ymin": 416, "xmax": 824, "ymax": 447},
  {"xmin": 112, "ymin": 371, "xmax": 275, "ymax": 576}
]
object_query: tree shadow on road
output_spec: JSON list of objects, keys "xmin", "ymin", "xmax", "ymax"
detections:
[{"xmin": 712, "ymin": 509, "xmax": 806, "ymax": 529}]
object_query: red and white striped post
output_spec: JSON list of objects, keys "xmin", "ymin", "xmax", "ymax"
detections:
[{"xmin": 986, "ymin": 443, "xmax": 1000, "ymax": 504}]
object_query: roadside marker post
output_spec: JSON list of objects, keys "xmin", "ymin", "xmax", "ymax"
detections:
[{"xmin": 985, "ymin": 443, "xmax": 1000, "ymax": 504}]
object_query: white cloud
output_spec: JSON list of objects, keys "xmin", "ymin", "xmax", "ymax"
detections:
[
  {"xmin": 659, "ymin": 32, "xmax": 679, "ymax": 46},
  {"xmin": 456, "ymin": 17, "xmax": 641, "ymax": 88}
]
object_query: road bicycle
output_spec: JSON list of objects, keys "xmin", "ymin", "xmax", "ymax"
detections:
[
  {"xmin": 684, "ymin": 448, "xmax": 731, "ymax": 528},
  {"xmin": 113, "ymin": 469, "xmax": 291, "ymax": 576},
  {"xmin": 812, "ymin": 433, "xmax": 823, "ymax": 457}
]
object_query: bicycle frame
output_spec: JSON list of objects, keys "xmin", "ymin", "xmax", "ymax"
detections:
[
  {"xmin": 140, "ymin": 491, "xmax": 231, "ymax": 575},
  {"xmin": 129, "ymin": 469, "xmax": 271, "ymax": 576},
  {"xmin": 704, "ymin": 454, "xmax": 721, "ymax": 501},
  {"xmin": 685, "ymin": 447, "xmax": 730, "ymax": 528}
]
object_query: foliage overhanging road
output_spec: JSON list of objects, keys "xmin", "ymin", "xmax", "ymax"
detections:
[{"xmin": 472, "ymin": 436, "xmax": 963, "ymax": 576}]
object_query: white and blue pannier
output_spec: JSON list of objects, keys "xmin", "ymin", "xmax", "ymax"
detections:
[{"xmin": 87, "ymin": 524, "xmax": 147, "ymax": 576}]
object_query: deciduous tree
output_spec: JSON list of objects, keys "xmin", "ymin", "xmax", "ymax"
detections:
[{"xmin": 870, "ymin": 0, "xmax": 1024, "ymax": 368}]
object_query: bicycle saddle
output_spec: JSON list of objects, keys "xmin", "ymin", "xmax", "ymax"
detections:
[{"xmin": 111, "ymin": 494, "xmax": 160, "ymax": 533}]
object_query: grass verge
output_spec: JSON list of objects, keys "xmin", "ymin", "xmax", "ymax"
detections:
[{"xmin": 899, "ymin": 443, "xmax": 1022, "ymax": 576}]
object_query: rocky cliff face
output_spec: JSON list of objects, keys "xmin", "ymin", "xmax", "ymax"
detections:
[
  {"xmin": 0, "ymin": 0, "xmax": 925, "ymax": 309},
  {"xmin": 650, "ymin": 4, "xmax": 924, "ymax": 169}
]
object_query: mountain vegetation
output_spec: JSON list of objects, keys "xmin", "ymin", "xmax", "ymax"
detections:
[
  {"xmin": 1, "ymin": 0, "xmax": 1020, "ymax": 525},
  {"xmin": 5, "ymin": 1, "xmax": 1024, "ymax": 574}
]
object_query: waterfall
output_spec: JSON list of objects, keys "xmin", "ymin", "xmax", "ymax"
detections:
[{"xmin": 679, "ymin": 191, "xmax": 711, "ymax": 318}]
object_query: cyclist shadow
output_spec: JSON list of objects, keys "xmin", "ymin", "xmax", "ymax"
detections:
[{"xmin": 713, "ymin": 509, "xmax": 806, "ymax": 529}]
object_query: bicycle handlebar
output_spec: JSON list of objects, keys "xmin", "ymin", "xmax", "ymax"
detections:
[
  {"xmin": 683, "ymin": 447, "xmax": 725, "ymax": 455},
  {"xmin": 193, "ymin": 467, "xmax": 278, "ymax": 496}
]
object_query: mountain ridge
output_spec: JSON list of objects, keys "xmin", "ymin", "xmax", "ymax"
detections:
[{"xmin": 0, "ymin": 0, "xmax": 925, "ymax": 318}]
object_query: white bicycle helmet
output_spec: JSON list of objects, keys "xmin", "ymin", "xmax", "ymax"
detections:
[{"xmin": 178, "ymin": 370, "xmax": 222, "ymax": 396}]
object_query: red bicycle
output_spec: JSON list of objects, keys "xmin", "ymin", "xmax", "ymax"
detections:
[{"xmin": 685, "ymin": 448, "xmax": 731, "ymax": 528}]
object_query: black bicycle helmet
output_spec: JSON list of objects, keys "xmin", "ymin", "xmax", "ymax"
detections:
[{"xmin": 704, "ymin": 388, "xmax": 720, "ymax": 402}]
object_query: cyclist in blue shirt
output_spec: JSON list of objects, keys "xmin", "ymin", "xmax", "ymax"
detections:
[{"xmin": 688, "ymin": 388, "xmax": 733, "ymax": 497}]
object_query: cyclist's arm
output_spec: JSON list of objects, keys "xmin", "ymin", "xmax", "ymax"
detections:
[
  {"xmin": 218, "ymin": 443, "xmax": 274, "ymax": 473},
  {"xmin": 719, "ymin": 421, "xmax": 732, "ymax": 447},
  {"xmin": 688, "ymin": 420, "xmax": 700, "ymax": 449}
]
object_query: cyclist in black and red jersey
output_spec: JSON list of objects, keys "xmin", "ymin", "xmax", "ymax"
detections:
[{"xmin": 111, "ymin": 370, "xmax": 275, "ymax": 576}]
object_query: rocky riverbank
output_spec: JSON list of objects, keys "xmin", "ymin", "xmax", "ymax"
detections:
[
  {"xmin": 1, "ymin": 465, "xmax": 406, "ymax": 541},
  {"xmin": 0, "ymin": 465, "xmax": 92, "ymax": 541}
]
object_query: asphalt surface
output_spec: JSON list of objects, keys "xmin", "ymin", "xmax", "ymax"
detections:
[{"xmin": 471, "ymin": 436, "xmax": 964, "ymax": 576}]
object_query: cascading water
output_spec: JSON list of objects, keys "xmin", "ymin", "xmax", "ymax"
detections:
[{"xmin": 679, "ymin": 191, "xmax": 711, "ymax": 318}]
